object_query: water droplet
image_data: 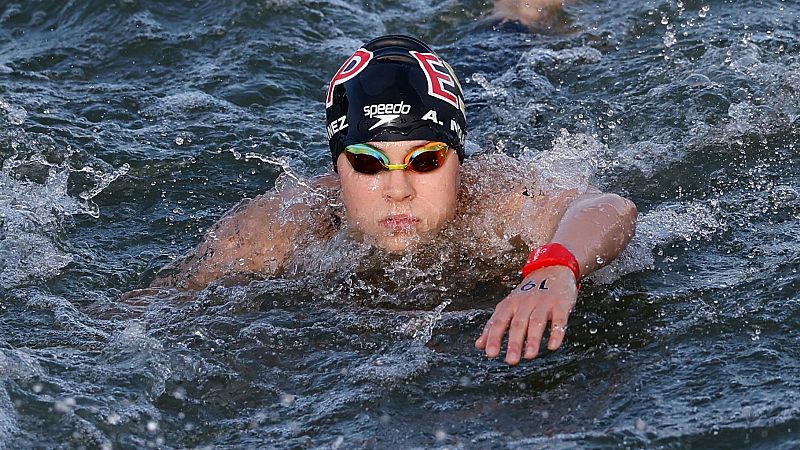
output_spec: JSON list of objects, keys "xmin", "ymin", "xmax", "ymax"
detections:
[
  {"xmin": 664, "ymin": 32, "xmax": 677, "ymax": 47},
  {"xmin": 699, "ymin": 5, "xmax": 710, "ymax": 18},
  {"xmin": 32, "ymin": 383, "xmax": 43, "ymax": 393},
  {"xmin": 280, "ymin": 393, "xmax": 296, "ymax": 406},
  {"xmin": 590, "ymin": 328, "xmax": 598, "ymax": 334},
  {"xmin": 174, "ymin": 136, "xmax": 185, "ymax": 145},
  {"xmin": 172, "ymin": 387, "xmax": 186, "ymax": 400},
  {"xmin": 661, "ymin": 16, "xmax": 669, "ymax": 25},
  {"xmin": 146, "ymin": 420, "xmax": 159, "ymax": 432},
  {"xmin": 435, "ymin": 430, "xmax": 448, "ymax": 442},
  {"xmin": 596, "ymin": 256, "xmax": 605, "ymax": 265},
  {"xmin": 54, "ymin": 397, "xmax": 76, "ymax": 413}
]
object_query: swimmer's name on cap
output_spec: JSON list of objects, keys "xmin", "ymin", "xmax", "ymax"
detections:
[{"xmin": 325, "ymin": 35, "xmax": 467, "ymax": 170}]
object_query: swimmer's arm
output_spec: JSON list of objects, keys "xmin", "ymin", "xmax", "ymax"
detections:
[
  {"xmin": 147, "ymin": 174, "xmax": 341, "ymax": 292},
  {"xmin": 476, "ymin": 190, "xmax": 638, "ymax": 365},
  {"xmin": 148, "ymin": 192, "xmax": 301, "ymax": 291},
  {"xmin": 491, "ymin": 0, "xmax": 566, "ymax": 26},
  {"xmin": 550, "ymin": 191, "xmax": 639, "ymax": 276}
]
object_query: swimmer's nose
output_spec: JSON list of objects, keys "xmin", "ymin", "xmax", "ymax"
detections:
[{"xmin": 383, "ymin": 169, "xmax": 415, "ymax": 202}]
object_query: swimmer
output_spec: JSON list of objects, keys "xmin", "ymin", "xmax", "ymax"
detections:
[
  {"xmin": 139, "ymin": 10, "xmax": 637, "ymax": 366},
  {"xmin": 491, "ymin": 0, "xmax": 568, "ymax": 27}
]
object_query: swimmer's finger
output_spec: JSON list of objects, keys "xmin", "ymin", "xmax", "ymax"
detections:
[
  {"xmin": 484, "ymin": 308, "xmax": 512, "ymax": 359},
  {"xmin": 524, "ymin": 308, "xmax": 548, "ymax": 359},
  {"xmin": 505, "ymin": 305, "xmax": 536, "ymax": 365},
  {"xmin": 546, "ymin": 307, "xmax": 572, "ymax": 351},
  {"xmin": 475, "ymin": 320, "xmax": 491, "ymax": 349}
]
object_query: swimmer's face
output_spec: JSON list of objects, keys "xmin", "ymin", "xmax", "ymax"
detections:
[{"xmin": 337, "ymin": 140, "xmax": 460, "ymax": 252}]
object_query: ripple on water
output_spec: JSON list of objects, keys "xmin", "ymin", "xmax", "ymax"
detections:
[{"xmin": 1, "ymin": 0, "xmax": 800, "ymax": 447}]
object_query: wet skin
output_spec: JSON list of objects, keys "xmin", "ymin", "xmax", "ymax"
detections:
[
  {"xmin": 336, "ymin": 141, "xmax": 638, "ymax": 366},
  {"xmin": 335, "ymin": 140, "xmax": 460, "ymax": 253},
  {"xmin": 142, "ymin": 139, "xmax": 637, "ymax": 366}
]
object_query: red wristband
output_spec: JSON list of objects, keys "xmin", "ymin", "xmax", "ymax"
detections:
[{"xmin": 521, "ymin": 243, "xmax": 581, "ymax": 288}]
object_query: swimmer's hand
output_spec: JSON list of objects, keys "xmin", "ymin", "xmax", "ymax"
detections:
[{"xmin": 475, "ymin": 265, "xmax": 577, "ymax": 365}]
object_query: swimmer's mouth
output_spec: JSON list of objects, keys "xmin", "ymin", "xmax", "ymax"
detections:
[{"xmin": 380, "ymin": 215, "xmax": 420, "ymax": 233}]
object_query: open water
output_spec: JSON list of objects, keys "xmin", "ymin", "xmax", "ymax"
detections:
[{"xmin": 1, "ymin": 0, "xmax": 799, "ymax": 448}]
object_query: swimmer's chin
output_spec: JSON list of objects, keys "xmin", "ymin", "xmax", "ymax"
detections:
[
  {"xmin": 346, "ymin": 221, "xmax": 441, "ymax": 253},
  {"xmin": 354, "ymin": 229, "xmax": 432, "ymax": 253},
  {"xmin": 371, "ymin": 234, "xmax": 425, "ymax": 253}
]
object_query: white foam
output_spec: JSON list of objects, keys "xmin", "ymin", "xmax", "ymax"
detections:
[{"xmin": 0, "ymin": 100, "xmax": 128, "ymax": 288}]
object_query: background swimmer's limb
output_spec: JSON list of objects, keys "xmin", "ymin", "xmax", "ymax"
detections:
[
  {"xmin": 147, "ymin": 191, "xmax": 306, "ymax": 292},
  {"xmin": 490, "ymin": 0, "xmax": 567, "ymax": 27},
  {"xmin": 476, "ymin": 191, "xmax": 638, "ymax": 365}
]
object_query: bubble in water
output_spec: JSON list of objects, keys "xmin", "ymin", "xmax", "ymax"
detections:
[
  {"xmin": 31, "ymin": 384, "xmax": 43, "ymax": 393},
  {"xmin": 435, "ymin": 430, "xmax": 448, "ymax": 442},
  {"xmin": 107, "ymin": 413, "xmax": 121, "ymax": 425},
  {"xmin": 699, "ymin": 5, "xmax": 710, "ymax": 18},
  {"xmin": 175, "ymin": 137, "xmax": 185, "ymax": 145},
  {"xmin": 596, "ymin": 256, "xmax": 605, "ymax": 265},
  {"xmin": 589, "ymin": 328, "xmax": 598, "ymax": 334},
  {"xmin": 172, "ymin": 387, "xmax": 186, "ymax": 400},
  {"xmin": 146, "ymin": 420, "xmax": 159, "ymax": 432}
]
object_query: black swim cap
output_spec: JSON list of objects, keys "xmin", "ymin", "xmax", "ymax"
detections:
[{"xmin": 325, "ymin": 35, "xmax": 467, "ymax": 171}]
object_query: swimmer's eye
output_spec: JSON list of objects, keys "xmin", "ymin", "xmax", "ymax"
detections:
[{"xmin": 344, "ymin": 142, "xmax": 450, "ymax": 174}]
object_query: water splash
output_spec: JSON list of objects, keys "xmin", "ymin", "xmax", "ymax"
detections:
[
  {"xmin": 526, "ymin": 129, "xmax": 603, "ymax": 193},
  {"xmin": 0, "ymin": 98, "xmax": 129, "ymax": 288},
  {"xmin": 399, "ymin": 299, "xmax": 451, "ymax": 343},
  {"xmin": 590, "ymin": 201, "xmax": 722, "ymax": 284}
]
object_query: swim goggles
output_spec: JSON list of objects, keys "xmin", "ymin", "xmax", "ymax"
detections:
[{"xmin": 344, "ymin": 141, "xmax": 451, "ymax": 175}]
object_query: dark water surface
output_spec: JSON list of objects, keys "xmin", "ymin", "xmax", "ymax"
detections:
[{"xmin": 1, "ymin": 0, "xmax": 799, "ymax": 448}]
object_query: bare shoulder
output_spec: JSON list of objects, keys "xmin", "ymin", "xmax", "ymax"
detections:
[
  {"xmin": 459, "ymin": 153, "xmax": 605, "ymax": 245},
  {"xmin": 149, "ymin": 174, "xmax": 340, "ymax": 291},
  {"xmin": 212, "ymin": 173, "xmax": 341, "ymax": 262}
]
